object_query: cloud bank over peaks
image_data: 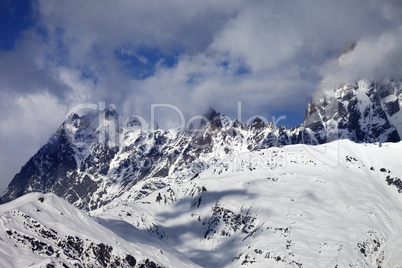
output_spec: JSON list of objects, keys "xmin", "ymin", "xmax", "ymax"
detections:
[
  {"xmin": 319, "ymin": 26, "xmax": 402, "ymax": 90},
  {"xmin": 1, "ymin": 0, "xmax": 402, "ymax": 193}
]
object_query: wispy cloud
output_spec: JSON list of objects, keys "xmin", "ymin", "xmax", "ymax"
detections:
[{"xmin": 320, "ymin": 26, "xmax": 402, "ymax": 89}]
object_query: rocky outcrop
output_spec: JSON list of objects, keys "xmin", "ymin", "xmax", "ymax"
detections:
[{"xmin": 1, "ymin": 79, "xmax": 401, "ymax": 209}]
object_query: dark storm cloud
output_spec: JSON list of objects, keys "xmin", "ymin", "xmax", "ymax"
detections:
[{"xmin": 0, "ymin": 0, "xmax": 401, "ymax": 193}]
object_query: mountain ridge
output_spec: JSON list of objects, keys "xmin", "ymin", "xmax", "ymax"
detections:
[
  {"xmin": 0, "ymin": 192, "xmax": 200, "ymax": 267},
  {"xmin": 1, "ymin": 77, "xmax": 402, "ymax": 267},
  {"xmin": 1, "ymin": 79, "xmax": 401, "ymax": 208}
]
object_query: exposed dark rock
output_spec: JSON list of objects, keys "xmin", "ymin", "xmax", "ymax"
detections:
[
  {"xmin": 1, "ymin": 79, "xmax": 401, "ymax": 210},
  {"xmin": 126, "ymin": 254, "xmax": 137, "ymax": 267}
]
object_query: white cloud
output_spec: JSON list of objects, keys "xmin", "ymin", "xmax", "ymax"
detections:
[
  {"xmin": 35, "ymin": 0, "xmax": 241, "ymax": 56},
  {"xmin": 1, "ymin": 0, "xmax": 402, "ymax": 190},
  {"xmin": 0, "ymin": 92, "xmax": 67, "ymax": 194},
  {"xmin": 210, "ymin": 7, "xmax": 303, "ymax": 73},
  {"xmin": 320, "ymin": 27, "xmax": 402, "ymax": 89}
]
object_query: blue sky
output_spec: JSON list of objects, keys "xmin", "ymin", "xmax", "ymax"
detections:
[
  {"xmin": 0, "ymin": 0, "xmax": 33, "ymax": 50},
  {"xmin": 0, "ymin": 0, "xmax": 402, "ymax": 193}
]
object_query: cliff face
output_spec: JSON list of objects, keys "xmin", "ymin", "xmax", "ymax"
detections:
[
  {"xmin": 1, "ymin": 79, "xmax": 402, "ymax": 267},
  {"xmin": 1, "ymin": 79, "xmax": 401, "ymax": 209},
  {"xmin": 302, "ymin": 79, "xmax": 401, "ymax": 143}
]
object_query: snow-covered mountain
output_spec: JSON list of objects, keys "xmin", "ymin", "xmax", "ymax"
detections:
[
  {"xmin": 0, "ymin": 192, "xmax": 199, "ymax": 267},
  {"xmin": 91, "ymin": 140, "xmax": 402, "ymax": 267},
  {"xmin": 1, "ymin": 79, "xmax": 401, "ymax": 210},
  {"xmin": 1, "ymin": 76, "xmax": 402, "ymax": 267},
  {"xmin": 1, "ymin": 141, "xmax": 402, "ymax": 267},
  {"xmin": 302, "ymin": 79, "xmax": 402, "ymax": 143}
]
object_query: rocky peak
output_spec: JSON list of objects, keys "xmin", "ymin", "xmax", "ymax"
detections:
[
  {"xmin": 303, "ymin": 79, "xmax": 401, "ymax": 143},
  {"xmin": 251, "ymin": 117, "xmax": 264, "ymax": 129},
  {"xmin": 125, "ymin": 116, "xmax": 144, "ymax": 129},
  {"xmin": 2, "ymin": 78, "xmax": 402, "ymax": 209},
  {"xmin": 337, "ymin": 41, "xmax": 356, "ymax": 61},
  {"xmin": 231, "ymin": 119, "xmax": 243, "ymax": 128},
  {"xmin": 200, "ymin": 108, "xmax": 223, "ymax": 130},
  {"xmin": 104, "ymin": 106, "xmax": 118, "ymax": 119}
]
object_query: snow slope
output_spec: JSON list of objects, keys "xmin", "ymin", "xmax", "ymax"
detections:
[
  {"xmin": 1, "ymin": 140, "xmax": 401, "ymax": 267},
  {"xmin": 2, "ymin": 79, "xmax": 402, "ymax": 211},
  {"xmin": 1, "ymin": 76, "xmax": 402, "ymax": 267},
  {"xmin": 0, "ymin": 193, "xmax": 200, "ymax": 268},
  {"xmin": 92, "ymin": 140, "xmax": 402, "ymax": 267}
]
